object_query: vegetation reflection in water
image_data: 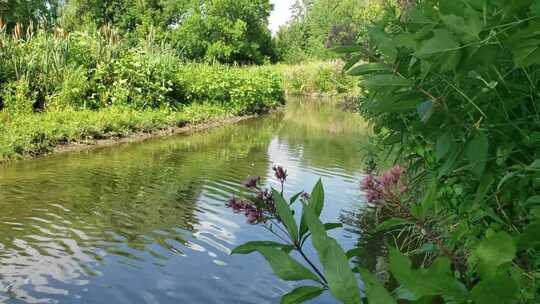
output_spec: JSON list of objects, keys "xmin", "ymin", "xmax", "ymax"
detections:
[{"xmin": 0, "ymin": 97, "xmax": 370, "ymax": 303}]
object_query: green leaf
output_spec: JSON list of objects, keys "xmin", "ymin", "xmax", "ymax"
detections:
[
  {"xmin": 388, "ymin": 248, "xmax": 468, "ymax": 302},
  {"xmin": 299, "ymin": 179, "xmax": 325, "ymax": 240},
  {"xmin": 513, "ymin": 40, "xmax": 540, "ymax": 67},
  {"xmin": 440, "ymin": 10, "xmax": 482, "ymax": 38},
  {"xmin": 465, "ymin": 133, "xmax": 489, "ymax": 178},
  {"xmin": 357, "ymin": 268, "xmax": 397, "ymax": 304},
  {"xmin": 532, "ymin": 1, "xmax": 540, "ymax": 15},
  {"xmin": 273, "ymin": 189, "xmax": 299, "ymax": 243},
  {"xmin": 475, "ymin": 231, "xmax": 516, "ymax": 279},
  {"xmin": 416, "ymin": 30, "xmax": 460, "ymax": 59},
  {"xmin": 435, "ymin": 133, "xmax": 453, "ymax": 161},
  {"xmin": 364, "ymin": 75, "xmax": 414, "ymax": 89},
  {"xmin": 324, "ymin": 222, "xmax": 342, "ymax": 231},
  {"xmin": 416, "ymin": 100, "xmax": 434, "ymax": 123},
  {"xmin": 303, "ymin": 204, "xmax": 361, "ymax": 304},
  {"xmin": 231, "ymin": 241, "xmax": 294, "ymax": 255},
  {"xmin": 258, "ymin": 247, "xmax": 321, "ymax": 283},
  {"xmin": 518, "ymin": 222, "xmax": 540, "ymax": 249},
  {"xmin": 438, "ymin": 148, "xmax": 460, "ymax": 178},
  {"xmin": 281, "ymin": 286, "xmax": 325, "ymax": 304},
  {"xmin": 471, "ymin": 274, "xmax": 519, "ymax": 304},
  {"xmin": 369, "ymin": 29, "xmax": 398, "ymax": 63},
  {"xmin": 375, "ymin": 218, "xmax": 412, "ymax": 232},
  {"xmin": 309, "ymin": 179, "xmax": 325, "ymax": 216},
  {"xmin": 289, "ymin": 191, "xmax": 304, "ymax": 205},
  {"xmin": 346, "ymin": 63, "xmax": 389, "ymax": 76},
  {"xmin": 526, "ymin": 196, "xmax": 540, "ymax": 206},
  {"xmin": 343, "ymin": 54, "xmax": 362, "ymax": 72},
  {"xmin": 369, "ymin": 93, "xmax": 423, "ymax": 114},
  {"xmin": 346, "ymin": 248, "xmax": 362, "ymax": 260}
]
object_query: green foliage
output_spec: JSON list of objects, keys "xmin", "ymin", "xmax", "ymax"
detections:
[
  {"xmin": 60, "ymin": 0, "xmax": 276, "ymax": 64},
  {"xmin": 0, "ymin": 25, "xmax": 284, "ymax": 160},
  {"xmin": 0, "ymin": 78, "xmax": 35, "ymax": 114},
  {"xmin": 0, "ymin": 0, "xmax": 59, "ymax": 30},
  {"xmin": 260, "ymin": 61, "xmax": 358, "ymax": 96},
  {"xmin": 336, "ymin": 0, "xmax": 540, "ymax": 303},
  {"xmin": 275, "ymin": 0, "xmax": 386, "ymax": 63}
]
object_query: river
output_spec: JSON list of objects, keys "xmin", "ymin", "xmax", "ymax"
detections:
[{"xmin": 0, "ymin": 98, "xmax": 372, "ymax": 303}]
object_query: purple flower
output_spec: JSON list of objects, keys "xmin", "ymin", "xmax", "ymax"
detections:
[
  {"xmin": 300, "ymin": 192, "xmax": 310, "ymax": 202},
  {"xmin": 243, "ymin": 176, "xmax": 260, "ymax": 189},
  {"xmin": 360, "ymin": 165, "xmax": 408, "ymax": 204},
  {"xmin": 273, "ymin": 166, "xmax": 288, "ymax": 183}
]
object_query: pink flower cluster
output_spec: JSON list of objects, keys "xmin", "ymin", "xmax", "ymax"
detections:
[
  {"xmin": 226, "ymin": 197, "xmax": 265, "ymax": 225},
  {"xmin": 360, "ymin": 165, "xmax": 407, "ymax": 204}
]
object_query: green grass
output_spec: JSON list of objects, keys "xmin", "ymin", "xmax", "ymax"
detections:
[{"xmin": 0, "ymin": 103, "xmax": 248, "ymax": 161}]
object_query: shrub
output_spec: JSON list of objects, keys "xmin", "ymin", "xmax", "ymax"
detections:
[{"xmin": 1, "ymin": 79, "xmax": 35, "ymax": 113}]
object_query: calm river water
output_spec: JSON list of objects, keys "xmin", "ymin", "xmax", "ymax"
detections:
[{"xmin": 0, "ymin": 98, "xmax": 371, "ymax": 303}]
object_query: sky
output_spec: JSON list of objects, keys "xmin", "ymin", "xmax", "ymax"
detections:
[{"xmin": 269, "ymin": 0, "xmax": 294, "ymax": 33}]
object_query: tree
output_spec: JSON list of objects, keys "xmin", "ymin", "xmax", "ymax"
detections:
[
  {"xmin": 169, "ymin": 0, "xmax": 276, "ymax": 64},
  {"xmin": 0, "ymin": 0, "xmax": 60, "ymax": 29},
  {"xmin": 275, "ymin": 0, "xmax": 384, "ymax": 63},
  {"xmin": 60, "ymin": 0, "xmax": 276, "ymax": 64}
]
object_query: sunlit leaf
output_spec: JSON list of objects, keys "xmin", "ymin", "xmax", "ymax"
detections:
[
  {"xmin": 231, "ymin": 241, "xmax": 294, "ymax": 255},
  {"xmin": 258, "ymin": 247, "xmax": 321, "ymax": 283},
  {"xmin": 272, "ymin": 189, "xmax": 299, "ymax": 242},
  {"xmin": 358, "ymin": 268, "xmax": 397, "ymax": 304},
  {"xmin": 303, "ymin": 204, "xmax": 361, "ymax": 303},
  {"xmin": 281, "ymin": 286, "xmax": 325, "ymax": 304}
]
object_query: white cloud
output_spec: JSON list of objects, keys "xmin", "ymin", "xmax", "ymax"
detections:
[{"xmin": 269, "ymin": 0, "xmax": 293, "ymax": 33}]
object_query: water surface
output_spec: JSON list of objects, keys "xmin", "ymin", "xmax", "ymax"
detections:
[{"xmin": 0, "ymin": 98, "xmax": 370, "ymax": 303}]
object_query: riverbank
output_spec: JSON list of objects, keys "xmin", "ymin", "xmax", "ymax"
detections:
[{"xmin": 0, "ymin": 102, "xmax": 277, "ymax": 162}]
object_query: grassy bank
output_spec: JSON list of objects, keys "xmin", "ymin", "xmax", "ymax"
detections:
[{"xmin": 0, "ymin": 103, "xmax": 250, "ymax": 159}]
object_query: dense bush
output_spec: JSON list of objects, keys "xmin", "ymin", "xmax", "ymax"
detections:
[
  {"xmin": 344, "ymin": 0, "xmax": 540, "ymax": 302},
  {"xmin": 177, "ymin": 64, "xmax": 284, "ymax": 114},
  {"xmin": 259, "ymin": 61, "xmax": 359, "ymax": 96}
]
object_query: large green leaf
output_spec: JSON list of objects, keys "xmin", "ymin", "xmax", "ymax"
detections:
[
  {"xmin": 303, "ymin": 204, "xmax": 361, "ymax": 304},
  {"xmin": 357, "ymin": 268, "xmax": 397, "ymax": 304},
  {"xmin": 416, "ymin": 30, "xmax": 460, "ymax": 59},
  {"xmin": 471, "ymin": 274, "xmax": 519, "ymax": 304},
  {"xmin": 281, "ymin": 286, "xmax": 326, "ymax": 304},
  {"xmin": 475, "ymin": 231, "xmax": 516, "ymax": 278},
  {"xmin": 258, "ymin": 247, "xmax": 321, "ymax": 283},
  {"xmin": 231, "ymin": 241, "xmax": 294, "ymax": 255},
  {"xmin": 299, "ymin": 179, "xmax": 325, "ymax": 240},
  {"xmin": 369, "ymin": 28, "xmax": 398, "ymax": 63},
  {"xmin": 363, "ymin": 75, "xmax": 414, "ymax": 89},
  {"xmin": 435, "ymin": 133, "xmax": 453, "ymax": 161},
  {"xmin": 346, "ymin": 63, "xmax": 389, "ymax": 76},
  {"xmin": 375, "ymin": 218, "xmax": 412, "ymax": 232},
  {"xmin": 272, "ymin": 189, "xmax": 299, "ymax": 243},
  {"xmin": 465, "ymin": 133, "xmax": 489, "ymax": 178},
  {"xmin": 369, "ymin": 93, "xmax": 423, "ymax": 114},
  {"xmin": 389, "ymin": 248, "xmax": 468, "ymax": 302},
  {"xmin": 440, "ymin": 8, "xmax": 482, "ymax": 38}
]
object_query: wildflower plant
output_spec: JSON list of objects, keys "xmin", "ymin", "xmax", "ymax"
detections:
[{"xmin": 227, "ymin": 166, "xmax": 364, "ymax": 304}]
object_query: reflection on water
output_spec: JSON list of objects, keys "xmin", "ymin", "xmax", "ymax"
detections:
[{"xmin": 0, "ymin": 97, "xmax": 371, "ymax": 303}]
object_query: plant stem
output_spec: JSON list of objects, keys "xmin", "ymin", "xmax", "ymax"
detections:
[{"xmin": 296, "ymin": 245, "xmax": 329, "ymax": 286}]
